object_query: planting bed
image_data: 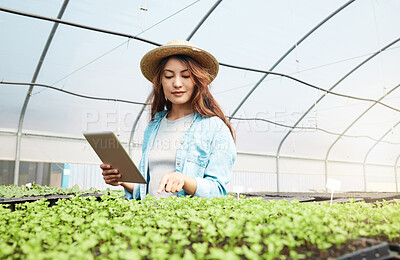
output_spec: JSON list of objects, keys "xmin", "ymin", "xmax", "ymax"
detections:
[
  {"xmin": 0, "ymin": 184, "xmax": 105, "ymax": 211},
  {"xmin": 242, "ymin": 191, "xmax": 400, "ymax": 203},
  {"xmin": 0, "ymin": 184, "xmax": 101, "ymax": 199},
  {"xmin": 0, "ymin": 188, "xmax": 399, "ymax": 259}
]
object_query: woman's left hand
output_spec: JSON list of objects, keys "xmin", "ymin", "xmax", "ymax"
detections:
[{"xmin": 157, "ymin": 172, "xmax": 185, "ymax": 194}]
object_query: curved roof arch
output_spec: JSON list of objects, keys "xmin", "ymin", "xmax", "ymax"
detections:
[
  {"xmin": 229, "ymin": 0, "xmax": 355, "ymax": 118},
  {"xmin": 1, "ymin": 0, "xmax": 399, "ymax": 191},
  {"xmin": 324, "ymin": 82, "xmax": 400, "ymax": 182},
  {"xmin": 274, "ymin": 36, "xmax": 400, "ymax": 191},
  {"xmin": 362, "ymin": 120, "xmax": 400, "ymax": 191}
]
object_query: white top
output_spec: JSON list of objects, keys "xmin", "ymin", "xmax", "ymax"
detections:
[{"xmin": 148, "ymin": 113, "xmax": 194, "ymax": 198}]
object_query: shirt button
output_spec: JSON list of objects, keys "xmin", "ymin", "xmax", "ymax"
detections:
[
  {"xmin": 181, "ymin": 141, "xmax": 184, "ymax": 144},
  {"xmin": 177, "ymin": 162, "xmax": 180, "ymax": 165}
]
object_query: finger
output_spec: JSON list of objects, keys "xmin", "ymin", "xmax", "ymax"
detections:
[
  {"xmin": 171, "ymin": 178, "xmax": 180, "ymax": 192},
  {"xmin": 102, "ymin": 169, "xmax": 119, "ymax": 176},
  {"xmin": 104, "ymin": 174, "xmax": 121, "ymax": 181},
  {"xmin": 102, "ymin": 170, "xmax": 111, "ymax": 176},
  {"xmin": 106, "ymin": 178, "xmax": 120, "ymax": 185},
  {"xmin": 107, "ymin": 180, "xmax": 121, "ymax": 186},
  {"xmin": 176, "ymin": 181, "xmax": 184, "ymax": 192},
  {"xmin": 100, "ymin": 164, "xmax": 111, "ymax": 169},
  {"xmin": 172, "ymin": 179, "xmax": 184, "ymax": 193},
  {"xmin": 165, "ymin": 178, "xmax": 175, "ymax": 193},
  {"xmin": 104, "ymin": 177, "xmax": 120, "ymax": 184},
  {"xmin": 157, "ymin": 176, "xmax": 168, "ymax": 194}
]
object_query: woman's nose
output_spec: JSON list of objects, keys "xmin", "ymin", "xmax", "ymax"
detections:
[{"xmin": 173, "ymin": 76, "xmax": 183, "ymax": 87}]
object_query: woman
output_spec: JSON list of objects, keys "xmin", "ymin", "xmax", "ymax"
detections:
[{"xmin": 100, "ymin": 40, "xmax": 236, "ymax": 199}]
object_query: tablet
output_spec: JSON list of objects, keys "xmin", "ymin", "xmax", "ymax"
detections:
[{"xmin": 83, "ymin": 131, "xmax": 146, "ymax": 184}]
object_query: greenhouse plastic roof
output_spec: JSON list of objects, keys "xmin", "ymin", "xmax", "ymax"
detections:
[{"xmin": 1, "ymin": 0, "xmax": 400, "ymax": 185}]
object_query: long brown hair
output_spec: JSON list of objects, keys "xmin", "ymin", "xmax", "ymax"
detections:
[{"xmin": 148, "ymin": 54, "xmax": 235, "ymax": 141}]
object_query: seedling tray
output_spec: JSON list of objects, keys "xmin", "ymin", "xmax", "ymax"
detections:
[
  {"xmin": 335, "ymin": 239, "xmax": 400, "ymax": 260},
  {"xmin": 0, "ymin": 193, "xmax": 104, "ymax": 211},
  {"xmin": 242, "ymin": 192, "xmax": 400, "ymax": 204}
]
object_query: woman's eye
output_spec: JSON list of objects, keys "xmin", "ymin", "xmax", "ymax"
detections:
[
  {"xmin": 182, "ymin": 75, "xmax": 190, "ymax": 78},
  {"xmin": 164, "ymin": 75, "xmax": 173, "ymax": 79}
]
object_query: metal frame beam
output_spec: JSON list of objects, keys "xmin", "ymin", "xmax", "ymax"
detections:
[
  {"xmin": 0, "ymin": 6, "xmax": 161, "ymax": 47},
  {"xmin": 275, "ymin": 36, "xmax": 400, "ymax": 192},
  {"xmin": 13, "ymin": 0, "xmax": 70, "ymax": 185},
  {"xmin": 229, "ymin": 0, "xmax": 355, "ymax": 119},
  {"xmin": 324, "ymin": 82, "xmax": 400, "ymax": 191},
  {"xmin": 0, "ymin": 81, "xmax": 146, "ymax": 105},
  {"xmin": 394, "ymin": 154, "xmax": 400, "ymax": 193},
  {"xmin": 362, "ymin": 120, "xmax": 400, "ymax": 191},
  {"xmin": 187, "ymin": 0, "xmax": 222, "ymax": 41}
]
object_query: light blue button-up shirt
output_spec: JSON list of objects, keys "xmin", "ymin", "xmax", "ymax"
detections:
[{"xmin": 124, "ymin": 110, "xmax": 236, "ymax": 200}]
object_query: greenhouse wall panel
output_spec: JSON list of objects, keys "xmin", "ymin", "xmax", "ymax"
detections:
[
  {"xmin": 0, "ymin": 160, "xmax": 14, "ymax": 185},
  {"xmin": 17, "ymin": 162, "xmax": 51, "ymax": 186},
  {"xmin": 328, "ymin": 161, "xmax": 363, "ymax": 177},
  {"xmin": 233, "ymin": 153, "xmax": 275, "ymax": 173},
  {"xmin": 227, "ymin": 171, "xmax": 277, "ymax": 193},
  {"xmin": 279, "ymin": 157, "xmax": 324, "ymax": 175},
  {"xmin": 68, "ymin": 163, "xmax": 123, "ymax": 191},
  {"xmin": 279, "ymin": 173, "xmax": 325, "ymax": 192},
  {"xmin": 329, "ymin": 175, "xmax": 364, "ymax": 192},
  {"xmin": 366, "ymin": 182, "xmax": 396, "ymax": 192},
  {"xmin": 19, "ymin": 137, "xmax": 99, "ymax": 164},
  {"xmin": 0, "ymin": 133, "xmax": 16, "ymax": 160},
  {"xmin": 366, "ymin": 165, "xmax": 395, "ymax": 178}
]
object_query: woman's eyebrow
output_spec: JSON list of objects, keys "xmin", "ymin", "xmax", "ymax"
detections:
[{"xmin": 164, "ymin": 69, "xmax": 189, "ymax": 73}]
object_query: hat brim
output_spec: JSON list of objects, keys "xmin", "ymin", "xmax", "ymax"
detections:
[{"xmin": 140, "ymin": 45, "xmax": 219, "ymax": 83}]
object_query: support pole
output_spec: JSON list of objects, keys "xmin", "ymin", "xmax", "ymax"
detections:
[{"xmin": 13, "ymin": 0, "xmax": 70, "ymax": 185}]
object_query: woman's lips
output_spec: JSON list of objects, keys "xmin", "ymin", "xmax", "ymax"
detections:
[{"xmin": 172, "ymin": 91, "xmax": 185, "ymax": 96}]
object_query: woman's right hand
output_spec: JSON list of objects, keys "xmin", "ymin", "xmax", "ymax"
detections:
[{"xmin": 100, "ymin": 164, "xmax": 122, "ymax": 186}]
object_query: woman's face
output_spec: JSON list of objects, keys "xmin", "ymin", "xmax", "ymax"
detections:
[{"xmin": 161, "ymin": 57, "xmax": 195, "ymax": 110}]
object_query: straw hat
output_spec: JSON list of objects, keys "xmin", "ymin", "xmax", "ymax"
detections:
[{"xmin": 140, "ymin": 39, "xmax": 219, "ymax": 83}]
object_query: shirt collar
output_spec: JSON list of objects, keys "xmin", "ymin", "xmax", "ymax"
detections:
[{"xmin": 154, "ymin": 110, "xmax": 200, "ymax": 122}]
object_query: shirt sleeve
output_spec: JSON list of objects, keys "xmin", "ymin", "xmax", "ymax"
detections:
[
  {"xmin": 124, "ymin": 187, "xmax": 134, "ymax": 200},
  {"xmin": 193, "ymin": 119, "xmax": 236, "ymax": 198},
  {"xmin": 124, "ymin": 183, "xmax": 140, "ymax": 200},
  {"xmin": 124, "ymin": 120, "xmax": 154, "ymax": 200}
]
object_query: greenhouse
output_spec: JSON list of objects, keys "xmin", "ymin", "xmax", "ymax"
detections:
[{"xmin": 1, "ymin": 0, "xmax": 400, "ymax": 259}]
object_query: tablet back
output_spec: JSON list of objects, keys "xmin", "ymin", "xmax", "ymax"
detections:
[{"xmin": 83, "ymin": 131, "xmax": 146, "ymax": 184}]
